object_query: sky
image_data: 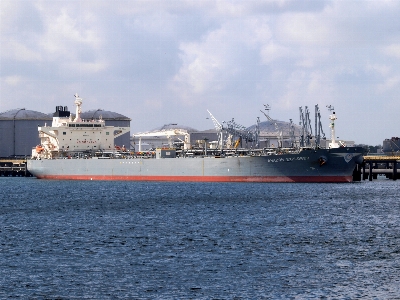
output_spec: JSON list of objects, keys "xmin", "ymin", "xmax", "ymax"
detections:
[{"xmin": 1, "ymin": 0, "xmax": 400, "ymax": 146}]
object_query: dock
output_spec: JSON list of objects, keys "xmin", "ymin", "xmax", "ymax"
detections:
[
  {"xmin": 0, "ymin": 159, "xmax": 32, "ymax": 177},
  {"xmin": 357, "ymin": 155, "xmax": 400, "ymax": 181}
]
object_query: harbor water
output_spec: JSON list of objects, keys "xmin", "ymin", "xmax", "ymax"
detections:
[{"xmin": 1, "ymin": 178, "xmax": 399, "ymax": 299}]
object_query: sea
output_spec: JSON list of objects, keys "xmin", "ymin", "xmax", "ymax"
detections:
[{"xmin": 1, "ymin": 177, "xmax": 399, "ymax": 299}]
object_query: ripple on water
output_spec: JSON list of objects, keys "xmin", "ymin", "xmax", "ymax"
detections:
[{"xmin": 0, "ymin": 178, "xmax": 400, "ymax": 298}]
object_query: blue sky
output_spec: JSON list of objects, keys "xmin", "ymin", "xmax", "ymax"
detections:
[{"xmin": 1, "ymin": 0, "xmax": 400, "ymax": 145}]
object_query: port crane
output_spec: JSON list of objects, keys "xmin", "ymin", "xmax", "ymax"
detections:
[
  {"xmin": 207, "ymin": 110, "xmax": 224, "ymax": 150},
  {"xmin": 133, "ymin": 128, "xmax": 191, "ymax": 151},
  {"xmin": 260, "ymin": 104, "xmax": 283, "ymax": 148},
  {"xmin": 299, "ymin": 106, "xmax": 313, "ymax": 147},
  {"xmin": 314, "ymin": 104, "xmax": 326, "ymax": 147},
  {"xmin": 207, "ymin": 110, "xmax": 257, "ymax": 149}
]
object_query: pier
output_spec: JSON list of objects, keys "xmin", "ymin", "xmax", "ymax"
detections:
[
  {"xmin": 0, "ymin": 159, "xmax": 32, "ymax": 177},
  {"xmin": 357, "ymin": 155, "xmax": 400, "ymax": 181}
]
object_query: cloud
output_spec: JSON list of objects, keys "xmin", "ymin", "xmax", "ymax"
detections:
[
  {"xmin": 382, "ymin": 44, "xmax": 400, "ymax": 59},
  {"xmin": 277, "ymin": 12, "xmax": 333, "ymax": 46},
  {"xmin": 1, "ymin": 2, "xmax": 106, "ymax": 76},
  {"xmin": 366, "ymin": 63, "xmax": 391, "ymax": 77},
  {"xmin": 1, "ymin": 40, "xmax": 42, "ymax": 62},
  {"xmin": 4, "ymin": 76, "xmax": 23, "ymax": 86},
  {"xmin": 1, "ymin": 0, "xmax": 400, "ymax": 145},
  {"xmin": 170, "ymin": 17, "xmax": 273, "ymax": 102},
  {"xmin": 260, "ymin": 41, "xmax": 291, "ymax": 65},
  {"xmin": 377, "ymin": 75, "xmax": 400, "ymax": 92}
]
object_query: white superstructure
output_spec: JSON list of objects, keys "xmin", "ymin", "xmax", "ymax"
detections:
[
  {"xmin": 327, "ymin": 105, "xmax": 346, "ymax": 149},
  {"xmin": 32, "ymin": 94, "xmax": 129, "ymax": 159}
]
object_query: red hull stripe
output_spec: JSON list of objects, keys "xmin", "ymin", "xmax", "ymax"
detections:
[{"xmin": 35, "ymin": 175, "xmax": 354, "ymax": 183}]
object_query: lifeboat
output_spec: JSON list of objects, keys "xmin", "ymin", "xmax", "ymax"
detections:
[{"xmin": 35, "ymin": 145, "xmax": 44, "ymax": 153}]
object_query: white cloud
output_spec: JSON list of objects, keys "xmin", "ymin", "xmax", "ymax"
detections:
[
  {"xmin": 171, "ymin": 17, "xmax": 274, "ymax": 102},
  {"xmin": 2, "ymin": 40, "xmax": 42, "ymax": 62},
  {"xmin": 382, "ymin": 44, "xmax": 400, "ymax": 59},
  {"xmin": 2, "ymin": 0, "xmax": 400, "ymax": 145},
  {"xmin": 4, "ymin": 75, "xmax": 23, "ymax": 86},
  {"xmin": 276, "ymin": 12, "xmax": 333, "ymax": 46},
  {"xmin": 0, "ymin": 1, "xmax": 24, "ymax": 33},
  {"xmin": 366, "ymin": 63, "xmax": 391, "ymax": 77},
  {"xmin": 260, "ymin": 41, "xmax": 291, "ymax": 64},
  {"xmin": 38, "ymin": 8, "xmax": 103, "ymax": 58},
  {"xmin": 378, "ymin": 75, "xmax": 400, "ymax": 92},
  {"xmin": 63, "ymin": 61, "xmax": 109, "ymax": 74}
]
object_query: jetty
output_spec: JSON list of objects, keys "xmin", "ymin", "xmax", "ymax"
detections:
[
  {"xmin": 358, "ymin": 155, "xmax": 400, "ymax": 181},
  {"xmin": 0, "ymin": 159, "xmax": 32, "ymax": 177}
]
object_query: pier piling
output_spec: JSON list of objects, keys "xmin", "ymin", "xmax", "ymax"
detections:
[
  {"xmin": 361, "ymin": 156, "xmax": 400, "ymax": 181},
  {"xmin": 0, "ymin": 159, "xmax": 31, "ymax": 177}
]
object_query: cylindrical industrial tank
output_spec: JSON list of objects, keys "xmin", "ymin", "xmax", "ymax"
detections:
[{"xmin": 0, "ymin": 109, "xmax": 52, "ymax": 157}]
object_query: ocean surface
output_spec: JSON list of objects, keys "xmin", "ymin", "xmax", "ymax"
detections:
[{"xmin": 1, "ymin": 177, "xmax": 399, "ymax": 299}]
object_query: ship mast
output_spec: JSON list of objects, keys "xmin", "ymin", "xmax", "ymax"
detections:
[
  {"xmin": 327, "ymin": 105, "xmax": 338, "ymax": 148},
  {"xmin": 74, "ymin": 93, "xmax": 83, "ymax": 122}
]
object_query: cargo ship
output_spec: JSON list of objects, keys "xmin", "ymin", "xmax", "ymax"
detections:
[{"xmin": 27, "ymin": 95, "xmax": 363, "ymax": 182}]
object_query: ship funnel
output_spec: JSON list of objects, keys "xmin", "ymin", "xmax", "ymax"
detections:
[{"xmin": 55, "ymin": 106, "xmax": 64, "ymax": 112}]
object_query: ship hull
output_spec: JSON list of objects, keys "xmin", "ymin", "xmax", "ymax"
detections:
[
  {"xmin": 27, "ymin": 148, "xmax": 363, "ymax": 183},
  {"xmin": 29, "ymin": 174, "xmax": 353, "ymax": 182}
]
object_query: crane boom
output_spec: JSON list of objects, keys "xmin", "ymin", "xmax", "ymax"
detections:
[
  {"xmin": 207, "ymin": 109, "xmax": 222, "ymax": 131},
  {"xmin": 133, "ymin": 129, "xmax": 190, "ymax": 151},
  {"xmin": 207, "ymin": 109, "xmax": 223, "ymax": 149},
  {"xmin": 260, "ymin": 107, "xmax": 282, "ymax": 148}
]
